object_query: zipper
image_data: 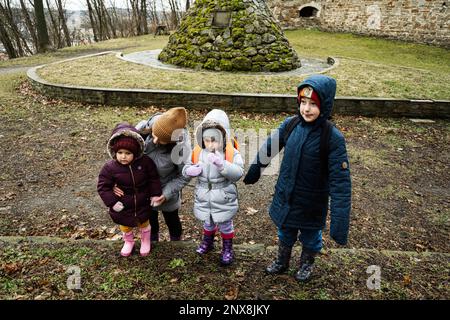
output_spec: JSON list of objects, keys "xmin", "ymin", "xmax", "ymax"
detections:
[
  {"xmin": 129, "ymin": 165, "xmax": 138, "ymax": 222},
  {"xmin": 206, "ymin": 151, "xmax": 212, "ymax": 215}
]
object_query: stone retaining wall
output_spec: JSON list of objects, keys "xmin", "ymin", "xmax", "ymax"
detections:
[
  {"xmin": 27, "ymin": 66, "xmax": 450, "ymax": 119},
  {"xmin": 268, "ymin": 0, "xmax": 450, "ymax": 47}
]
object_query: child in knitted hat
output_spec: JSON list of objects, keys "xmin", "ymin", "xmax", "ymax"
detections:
[
  {"xmin": 98, "ymin": 123, "xmax": 162, "ymax": 257},
  {"xmin": 182, "ymin": 109, "xmax": 244, "ymax": 266},
  {"xmin": 243, "ymin": 75, "xmax": 351, "ymax": 282},
  {"xmin": 115, "ymin": 107, "xmax": 192, "ymax": 243}
]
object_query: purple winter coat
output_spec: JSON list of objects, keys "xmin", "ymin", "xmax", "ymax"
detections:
[{"xmin": 97, "ymin": 123, "xmax": 162, "ymax": 227}]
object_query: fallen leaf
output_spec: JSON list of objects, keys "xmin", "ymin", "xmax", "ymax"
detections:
[
  {"xmin": 224, "ymin": 286, "xmax": 239, "ymax": 300},
  {"xmin": 246, "ymin": 207, "xmax": 258, "ymax": 215},
  {"xmin": 403, "ymin": 275, "xmax": 412, "ymax": 286},
  {"xmin": 2, "ymin": 262, "xmax": 22, "ymax": 274},
  {"xmin": 106, "ymin": 234, "xmax": 122, "ymax": 241}
]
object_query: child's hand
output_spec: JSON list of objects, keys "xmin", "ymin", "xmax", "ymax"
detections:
[
  {"xmin": 151, "ymin": 195, "xmax": 166, "ymax": 207},
  {"xmin": 207, "ymin": 151, "xmax": 224, "ymax": 171},
  {"xmin": 113, "ymin": 184, "xmax": 124, "ymax": 197},
  {"xmin": 185, "ymin": 164, "xmax": 202, "ymax": 177},
  {"xmin": 112, "ymin": 201, "xmax": 124, "ymax": 212},
  {"xmin": 243, "ymin": 164, "xmax": 261, "ymax": 184}
]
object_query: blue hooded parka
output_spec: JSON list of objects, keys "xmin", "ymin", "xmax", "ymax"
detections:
[{"xmin": 258, "ymin": 75, "xmax": 351, "ymax": 245}]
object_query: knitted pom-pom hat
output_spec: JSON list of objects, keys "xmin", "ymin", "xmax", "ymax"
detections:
[{"xmin": 152, "ymin": 107, "xmax": 187, "ymax": 144}]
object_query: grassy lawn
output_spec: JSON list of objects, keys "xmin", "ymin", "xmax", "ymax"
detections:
[
  {"xmin": 27, "ymin": 29, "xmax": 450, "ymax": 100},
  {"xmin": 1, "ymin": 238, "xmax": 448, "ymax": 300}
]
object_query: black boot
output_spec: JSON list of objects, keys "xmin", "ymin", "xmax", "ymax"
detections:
[
  {"xmin": 265, "ymin": 241, "xmax": 293, "ymax": 274},
  {"xmin": 294, "ymin": 248, "xmax": 317, "ymax": 282}
]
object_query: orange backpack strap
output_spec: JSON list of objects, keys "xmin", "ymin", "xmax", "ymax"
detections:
[
  {"xmin": 233, "ymin": 137, "xmax": 239, "ymax": 151},
  {"xmin": 194, "ymin": 138, "xmax": 238, "ymax": 163},
  {"xmin": 192, "ymin": 145, "xmax": 202, "ymax": 164},
  {"xmin": 225, "ymin": 137, "xmax": 239, "ymax": 162}
]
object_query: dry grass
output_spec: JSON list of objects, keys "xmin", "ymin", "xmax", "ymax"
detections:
[{"xmin": 33, "ymin": 29, "xmax": 450, "ymax": 99}]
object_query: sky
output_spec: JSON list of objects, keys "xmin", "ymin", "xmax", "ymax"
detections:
[
  {"xmin": 64, "ymin": 0, "xmax": 132, "ymax": 10},
  {"xmin": 63, "ymin": 0, "xmax": 182, "ymax": 10}
]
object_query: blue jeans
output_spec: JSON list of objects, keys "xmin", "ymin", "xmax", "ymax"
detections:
[{"xmin": 278, "ymin": 227, "xmax": 323, "ymax": 253}]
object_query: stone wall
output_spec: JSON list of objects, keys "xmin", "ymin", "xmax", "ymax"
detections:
[
  {"xmin": 268, "ymin": 0, "xmax": 450, "ymax": 47},
  {"xmin": 27, "ymin": 67, "xmax": 450, "ymax": 119},
  {"xmin": 159, "ymin": 0, "xmax": 301, "ymax": 72}
]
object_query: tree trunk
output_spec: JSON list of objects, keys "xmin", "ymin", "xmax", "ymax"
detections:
[
  {"xmin": 19, "ymin": 0, "xmax": 38, "ymax": 52},
  {"xmin": 141, "ymin": 0, "xmax": 148, "ymax": 34},
  {"xmin": 34, "ymin": 0, "xmax": 50, "ymax": 52},
  {"xmin": 0, "ymin": 1, "xmax": 31, "ymax": 56},
  {"xmin": 46, "ymin": 0, "xmax": 61, "ymax": 48},
  {"xmin": 86, "ymin": 0, "xmax": 98, "ymax": 42},
  {"xmin": 0, "ymin": 15, "xmax": 17, "ymax": 58},
  {"xmin": 57, "ymin": 0, "xmax": 71, "ymax": 47},
  {"xmin": 102, "ymin": 1, "xmax": 116, "ymax": 38}
]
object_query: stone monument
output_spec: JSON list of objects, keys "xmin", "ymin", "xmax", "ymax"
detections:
[{"xmin": 158, "ymin": 0, "xmax": 301, "ymax": 72}]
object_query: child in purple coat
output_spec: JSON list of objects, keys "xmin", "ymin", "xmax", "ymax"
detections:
[{"xmin": 97, "ymin": 123, "xmax": 162, "ymax": 257}]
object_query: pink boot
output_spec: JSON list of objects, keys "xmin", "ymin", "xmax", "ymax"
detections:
[
  {"xmin": 121, "ymin": 231, "xmax": 135, "ymax": 257},
  {"xmin": 140, "ymin": 225, "xmax": 151, "ymax": 256}
]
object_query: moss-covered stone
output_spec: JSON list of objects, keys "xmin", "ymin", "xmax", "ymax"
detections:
[
  {"xmin": 204, "ymin": 58, "xmax": 219, "ymax": 70},
  {"xmin": 231, "ymin": 56, "xmax": 252, "ymax": 71},
  {"xmin": 219, "ymin": 59, "xmax": 233, "ymax": 71},
  {"xmin": 158, "ymin": 0, "xmax": 301, "ymax": 72}
]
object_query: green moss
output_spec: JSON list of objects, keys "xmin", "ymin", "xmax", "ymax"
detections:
[
  {"xmin": 251, "ymin": 65, "xmax": 262, "ymax": 72},
  {"xmin": 204, "ymin": 58, "xmax": 218, "ymax": 70},
  {"xmin": 231, "ymin": 56, "xmax": 252, "ymax": 71},
  {"xmin": 252, "ymin": 55, "xmax": 266, "ymax": 63},
  {"xmin": 266, "ymin": 53, "xmax": 277, "ymax": 61},
  {"xmin": 268, "ymin": 61, "xmax": 280, "ymax": 72},
  {"xmin": 219, "ymin": 59, "xmax": 233, "ymax": 71},
  {"xmin": 231, "ymin": 27, "xmax": 245, "ymax": 40},
  {"xmin": 158, "ymin": 51, "xmax": 168, "ymax": 62}
]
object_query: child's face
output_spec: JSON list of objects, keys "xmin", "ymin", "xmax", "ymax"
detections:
[
  {"xmin": 116, "ymin": 149, "xmax": 134, "ymax": 165},
  {"xmin": 203, "ymin": 137, "xmax": 221, "ymax": 152},
  {"xmin": 299, "ymin": 97, "xmax": 321, "ymax": 122}
]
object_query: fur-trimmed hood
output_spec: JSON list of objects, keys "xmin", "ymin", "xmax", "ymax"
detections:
[
  {"xmin": 194, "ymin": 109, "xmax": 232, "ymax": 149},
  {"xmin": 107, "ymin": 123, "xmax": 145, "ymax": 159}
]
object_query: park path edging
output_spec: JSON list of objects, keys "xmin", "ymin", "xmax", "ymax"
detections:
[{"xmin": 26, "ymin": 52, "xmax": 450, "ymax": 119}]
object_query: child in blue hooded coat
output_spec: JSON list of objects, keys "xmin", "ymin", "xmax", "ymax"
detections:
[{"xmin": 243, "ymin": 75, "xmax": 351, "ymax": 282}]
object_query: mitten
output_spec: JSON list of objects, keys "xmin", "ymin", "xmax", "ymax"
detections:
[
  {"xmin": 185, "ymin": 164, "xmax": 203, "ymax": 177},
  {"xmin": 330, "ymin": 219, "xmax": 349, "ymax": 246},
  {"xmin": 243, "ymin": 164, "xmax": 261, "ymax": 185},
  {"xmin": 207, "ymin": 152, "xmax": 224, "ymax": 171},
  {"xmin": 112, "ymin": 201, "xmax": 124, "ymax": 212}
]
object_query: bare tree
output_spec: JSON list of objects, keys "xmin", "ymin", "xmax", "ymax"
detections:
[
  {"xmin": 46, "ymin": 0, "xmax": 62, "ymax": 48},
  {"xmin": 56, "ymin": 0, "xmax": 72, "ymax": 47},
  {"xmin": 140, "ymin": 0, "xmax": 148, "ymax": 34},
  {"xmin": 35, "ymin": 0, "xmax": 51, "ymax": 52},
  {"xmin": 19, "ymin": 0, "xmax": 38, "ymax": 51},
  {"xmin": 168, "ymin": 0, "xmax": 179, "ymax": 29},
  {"xmin": 0, "ymin": 14, "xmax": 17, "ymax": 58},
  {"xmin": 0, "ymin": 0, "xmax": 33, "ymax": 57},
  {"xmin": 86, "ymin": 0, "xmax": 98, "ymax": 41},
  {"xmin": 148, "ymin": 0, "xmax": 159, "ymax": 31}
]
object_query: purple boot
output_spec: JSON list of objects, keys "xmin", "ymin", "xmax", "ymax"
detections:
[
  {"xmin": 170, "ymin": 235, "xmax": 181, "ymax": 241},
  {"xmin": 220, "ymin": 239, "xmax": 234, "ymax": 266},
  {"xmin": 196, "ymin": 232, "xmax": 215, "ymax": 254},
  {"xmin": 151, "ymin": 232, "xmax": 159, "ymax": 242}
]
